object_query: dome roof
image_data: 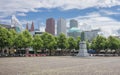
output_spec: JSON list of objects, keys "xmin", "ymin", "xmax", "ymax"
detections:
[{"xmin": 68, "ymin": 27, "xmax": 81, "ymax": 32}]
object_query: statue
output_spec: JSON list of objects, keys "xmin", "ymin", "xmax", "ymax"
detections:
[
  {"xmin": 81, "ymin": 32, "xmax": 85, "ymax": 41},
  {"xmin": 77, "ymin": 31, "xmax": 89, "ymax": 57}
]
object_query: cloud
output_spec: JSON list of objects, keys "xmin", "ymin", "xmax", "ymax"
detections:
[
  {"xmin": 0, "ymin": 19, "xmax": 11, "ymax": 25},
  {"xmin": 17, "ymin": 13, "xmax": 26, "ymax": 16},
  {"xmin": 100, "ymin": 10, "xmax": 120, "ymax": 15},
  {"xmin": 0, "ymin": 0, "xmax": 120, "ymax": 19},
  {"xmin": 0, "ymin": 0, "xmax": 120, "ymax": 36},
  {"xmin": 68, "ymin": 12, "xmax": 120, "ymax": 37}
]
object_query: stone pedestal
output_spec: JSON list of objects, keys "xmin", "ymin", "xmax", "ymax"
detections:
[{"xmin": 77, "ymin": 41, "xmax": 89, "ymax": 57}]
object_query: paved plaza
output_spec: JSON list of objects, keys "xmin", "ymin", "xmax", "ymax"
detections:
[{"xmin": 0, "ymin": 56, "xmax": 120, "ymax": 75}]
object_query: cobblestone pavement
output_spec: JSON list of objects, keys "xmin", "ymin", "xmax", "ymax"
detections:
[{"xmin": 0, "ymin": 56, "xmax": 120, "ymax": 75}]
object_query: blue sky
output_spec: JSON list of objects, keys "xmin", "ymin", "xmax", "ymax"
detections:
[{"xmin": 0, "ymin": 0, "xmax": 120, "ymax": 36}]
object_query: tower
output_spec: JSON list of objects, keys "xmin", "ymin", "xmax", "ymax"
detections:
[
  {"xmin": 57, "ymin": 18, "xmax": 66, "ymax": 36},
  {"xmin": 26, "ymin": 23, "xmax": 29, "ymax": 30},
  {"xmin": 70, "ymin": 19, "xmax": 78, "ymax": 28},
  {"xmin": 30, "ymin": 22, "xmax": 34, "ymax": 32},
  {"xmin": 45, "ymin": 18, "xmax": 55, "ymax": 35}
]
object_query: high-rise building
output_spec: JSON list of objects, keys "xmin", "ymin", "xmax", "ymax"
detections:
[
  {"xmin": 30, "ymin": 22, "xmax": 34, "ymax": 32},
  {"xmin": 57, "ymin": 18, "xmax": 66, "ymax": 36},
  {"xmin": 45, "ymin": 18, "xmax": 55, "ymax": 35},
  {"xmin": 26, "ymin": 23, "xmax": 29, "ymax": 30},
  {"xmin": 11, "ymin": 15, "xmax": 23, "ymax": 32},
  {"xmin": 70, "ymin": 19, "xmax": 78, "ymax": 28}
]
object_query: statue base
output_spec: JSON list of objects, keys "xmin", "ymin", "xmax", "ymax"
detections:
[{"xmin": 77, "ymin": 41, "xmax": 89, "ymax": 57}]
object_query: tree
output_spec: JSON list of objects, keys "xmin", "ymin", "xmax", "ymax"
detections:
[
  {"xmin": 14, "ymin": 33, "xmax": 25, "ymax": 49},
  {"xmin": 22, "ymin": 30, "xmax": 32, "ymax": 54},
  {"xmin": 57, "ymin": 33, "xmax": 68, "ymax": 55},
  {"xmin": 91, "ymin": 35, "xmax": 107, "ymax": 53},
  {"xmin": 32, "ymin": 34, "xmax": 43, "ymax": 54},
  {"xmin": 41, "ymin": 32, "xmax": 56, "ymax": 55},
  {"xmin": 75, "ymin": 36, "xmax": 81, "ymax": 50},
  {"xmin": 68, "ymin": 37, "xmax": 76, "ymax": 51},
  {"xmin": 22, "ymin": 30, "xmax": 32, "ymax": 48},
  {"xmin": 7, "ymin": 29, "xmax": 17, "ymax": 48},
  {"xmin": 41, "ymin": 32, "xmax": 49, "ymax": 53},
  {"xmin": 67, "ymin": 37, "xmax": 77, "ymax": 55},
  {"xmin": 0, "ymin": 27, "xmax": 9, "ymax": 54},
  {"xmin": 108, "ymin": 36, "xmax": 120, "ymax": 54},
  {"xmin": 86, "ymin": 40, "xmax": 90, "ymax": 50},
  {"xmin": 54, "ymin": 36, "xmax": 58, "ymax": 50},
  {"xmin": 47, "ymin": 34, "xmax": 56, "ymax": 55}
]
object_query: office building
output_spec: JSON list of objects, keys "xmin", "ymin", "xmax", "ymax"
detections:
[
  {"xmin": 70, "ymin": 19, "xmax": 78, "ymax": 28},
  {"xmin": 57, "ymin": 18, "xmax": 66, "ymax": 36},
  {"xmin": 11, "ymin": 15, "xmax": 23, "ymax": 32},
  {"xmin": 45, "ymin": 18, "xmax": 55, "ymax": 35},
  {"xmin": 84, "ymin": 29, "xmax": 101, "ymax": 41}
]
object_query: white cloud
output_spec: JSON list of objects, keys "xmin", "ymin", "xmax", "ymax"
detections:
[
  {"xmin": 20, "ymin": 20, "xmax": 33, "ymax": 25},
  {"xmin": 0, "ymin": 0, "xmax": 120, "ymax": 36},
  {"xmin": 17, "ymin": 13, "xmax": 26, "ymax": 16},
  {"xmin": 68, "ymin": 12, "xmax": 120, "ymax": 37},
  {"xmin": 0, "ymin": 19, "xmax": 11, "ymax": 25},
  {"xmin": 100, "ymin": 10, "xmax": 120, "ymax": 15},
  {"xmin": 0, "ymin": 0, "xmax": 120, "ymax": 19}
]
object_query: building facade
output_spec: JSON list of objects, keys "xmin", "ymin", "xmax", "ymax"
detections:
[
  {"xmin": 70, "ymin": 19, "xmax": 78, "ymax": 28},
  {"xmin": 11, "ymin": 15, "xmax": 23, "ymax": 33},
  {"xmin": 45, "ymin": 18, "xmax": 55, "ymax": 35},
  {"xmin": 68, "ymin": 27, "xmax": 81, "ymax": 39},
  {"xmin": 57, "ymin": 18, "xmax": 66, "ymax": 36},
  {"xmin": 84, "ymin": 29, "xmax": 101, "ymax": 41}
]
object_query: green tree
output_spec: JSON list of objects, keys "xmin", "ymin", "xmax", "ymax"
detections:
[
  {"xmin": 54, "ymin": 36, "xmax": 58, "ymax": 50},
  {"xmin": 32, "ymin": 34, "xmax": 43, "ymax": 54},
  {"xmin": 57, "ymin": 33, "xmax": 68, "ymax": 55},
  {"xmin": 14, "ymin": 33, "xmax": 25, "ymax": 49},
  {"xmin": 22, "ymin": 30, "xmax": 32, "ymax": 48},
  {"xmin": 91, "ymin": 35, "xmax": 107, "ymax": 53},
  {"xmin": 0, "ymin": 27, "xmax": 9, "ymax": 54},
  {"xmin": 75, "ymin": 36, "xmax": 81, "ymax": 50},
  {"xmin": 7, "ymin": 29, "xmax": 17, "ymax": 48},
  {"xmin": 41, "ymin": 32, "xmax": 49, "ymax": 53},
  {"xmin": 47, "ymin": 34, "xmax": 56, "ymax": 55},
  {"xmin": 22, "ymin": 30, "xmax": 32, "ymax": 54},
  {"xmin": 68, "ymin": 37, "xmax": 76, "ymax": 51},
  {"xmin": 108, "ymin": 36, "xmax": 120, "ymax": 54},
  {"xmin": 41, "ymin": 32, "xmax": 56, "ymax": 55},
  {"xmin": 86, "ymin": 40, "xmax": 90, "ymax": 50}
]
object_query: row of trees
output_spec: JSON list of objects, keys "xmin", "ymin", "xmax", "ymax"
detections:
[
  {"xmin": 1, "ymin": 26, "xmax": 120, "ymax": 56},
  {"xmin": 0, "ymin": 26, "xmax": 80, "ymax": 56},
  {"xmin": 90, "ymin": 35, "xmax": 120, "ymax": 54}
]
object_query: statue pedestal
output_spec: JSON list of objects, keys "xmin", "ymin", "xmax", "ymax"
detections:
[{"xmin": 77, "ymin": 41, "xmax": 89, "ymax": 57}]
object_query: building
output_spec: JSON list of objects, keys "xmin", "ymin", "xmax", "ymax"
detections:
[
  {"xmin": 26, "ymin": 22, "xmax": 35, "ymax": 32},
  {"xmin": 11, "ymin": 15, "xmax": 24, "ymax": 33},
  {"xmin": 45, "ymin": 18, "xmax": 55, "ymax": 35},
  {"xmin": 57, "ymin": 18, "xmax": 67, "ymax": 36},
  {"xmin": 68, "ymin": 27, "xmax": 81, "ymax": 39},
  {"xmin": 70, "ymin": 19, "xmax": 78, "ymax": 28},
  {"xmin": 30, "ymin": 22, "xmax": 34, "ymax": 32},
  {"xmin": 84, "ymin": 29, "xmax": 101, "ymax": 41},
  {"xmin": 26, "ymin": 23, "xmax": 29, "ymax": 30}
]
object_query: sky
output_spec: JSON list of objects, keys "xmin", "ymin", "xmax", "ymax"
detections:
[{"xmin": 0, "ymin": 0, "xmax": 120, "ymax": 37}]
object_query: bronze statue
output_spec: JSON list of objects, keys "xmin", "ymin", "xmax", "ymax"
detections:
[{"xmin": 81, "ymin": 32, "xmax": 85, "ymax": 41}]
